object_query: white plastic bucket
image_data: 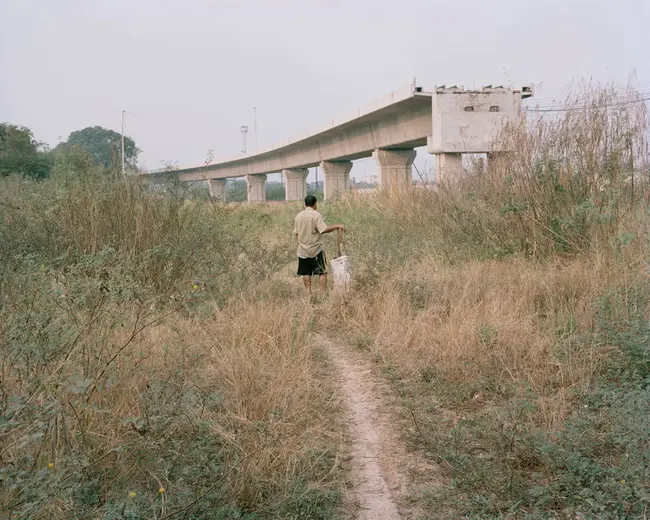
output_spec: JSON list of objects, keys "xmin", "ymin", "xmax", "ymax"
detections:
[{"xmin": 330, "ymin": 255, "xmax": 351, "ymax": 291}]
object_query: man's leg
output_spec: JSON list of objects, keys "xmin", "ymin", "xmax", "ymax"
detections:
[
  {"xmin": 302, "ymin": 275, "xmax": 312, "ymax": 293},
  {"xmin": 316, "ymin": 251, "xmax": 327, "ymax": 293}
]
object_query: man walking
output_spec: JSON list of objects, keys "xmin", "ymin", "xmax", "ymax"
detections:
[{"xmin": 293, "ymin": 195, "xmax": 345, "ymax": 294}]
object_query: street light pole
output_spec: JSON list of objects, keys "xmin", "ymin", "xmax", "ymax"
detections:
[
  {"xmin": 121, "ymin": 110, "xmax": 126, "ymax": 176},
  {"xmin": 253, "ymin": 106, "xmax": 258, "ymax": 153}
]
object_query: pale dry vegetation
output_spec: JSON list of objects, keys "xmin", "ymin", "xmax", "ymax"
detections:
[
  {"xmin": 319, "ymin": 83, "xmax": 650, "ymax": 518},
  {"xmin": 0, "ymin": 167, "xmax": 342, "ymax": 519},
  {"xmin": 334, "ymin": 257, "xmax": 626, "ymax": 420},
  {"xmin": 2, "ymin": 83, "xmax": 649, "ymax": 519}
]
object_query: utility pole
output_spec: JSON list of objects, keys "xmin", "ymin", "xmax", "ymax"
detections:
[
  {"xmin": 121, "ymin": 110, "xmax": 126, "ymax": 176},
  {"xmin": 253, "ymin": 106, "xmax": 258, "ymax": 153}
]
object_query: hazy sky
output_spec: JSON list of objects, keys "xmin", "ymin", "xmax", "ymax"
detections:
[{"xmin": 1, "ymin": 0, "xmax": 647, "ymax": 181}]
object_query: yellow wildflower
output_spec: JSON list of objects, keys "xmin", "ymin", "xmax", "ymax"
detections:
[
  {"xmin": 159, "ymin": 487, "xmax": 165, "ymax": 494},
  {"xmin": 47, "ymin": 462, "xmax": 53, "ymax": 469},
  {"xmin": 129, "ymin": 491, "xmax": 136, "ymax": 498}
]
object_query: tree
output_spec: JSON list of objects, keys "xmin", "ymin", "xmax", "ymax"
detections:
[
  {"xmin": 307, "ymin": 182, "xmax": 324, "ymax": 200},
  {"xmin": 266, "ymin": 181, "xmax": 285, "ymax": 201},
  {"xmin": 58, "ymin": 126, "xmax": 139, "ymax": 170},
  {"xmin": 0, "ymin": 123, "xmax": 52, "ymax": 179},
  {"xmin": 227, "ymin": 179, "xmax": 247, "ymax": 202}
]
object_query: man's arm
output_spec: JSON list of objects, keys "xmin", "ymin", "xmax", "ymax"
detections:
[
  {"xmin": 321, "ymin": 224, "xmax": 345, "ymax": 234},
  {"xmin": 315, "ymin": 213, "xmax": 345, "ymax": 235}
]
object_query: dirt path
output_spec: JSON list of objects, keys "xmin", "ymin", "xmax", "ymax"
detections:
[
  {"xmin": 318, "ymin": 335, "xmax": 437, "ymax": 520},
  {"xmin": 320, "ymin": 335, "xmax": 400, "ymax": 519}
]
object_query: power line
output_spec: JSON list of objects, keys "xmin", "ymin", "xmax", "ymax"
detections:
[
  {"xmin": 524, "ymin": 83, "xmax": 650, "ymax": 111},
  {"xmin": 526, "ymin": 80, "xmax": 650, "ymax": 102},
  {"xmin": 528, "ymin": 91, "xmax": 650, "ymax": 110},
  {"xmin": 525, "ymin": 95, "xmax": 650, "ymax": 113},
  {"xmin": 529, "ymin": 93, "xmax": 650, "ymax": 111}
]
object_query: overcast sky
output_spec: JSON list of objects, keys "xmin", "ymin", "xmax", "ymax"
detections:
[{"xmin": 1, "ymin": 0, "xmax": 647, "ymax": 181}]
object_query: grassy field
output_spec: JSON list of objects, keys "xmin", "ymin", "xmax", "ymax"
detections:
[
  {"xmin": 319, "ymin": 85, "xmax": 650, "ymax": 519},
  {"xmin": 0, "ymin": 172, "xmax": 344, "ymax": 519},
  {"xmin": 2, "ymin": 85, "xmax": 649, "ymax": 519}
]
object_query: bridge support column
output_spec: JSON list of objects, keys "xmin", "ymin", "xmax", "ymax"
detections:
[
  {"xmin": 321, "ymin": 161, "xmax": 352, "ymax": 200},
  {"xmin": 246, "ymin": 174, "xmax": 266, "ymax": 202},
  {"xmin": 435, "ymin": 153, "xmax": 462, "ymax": 183},
  {"xmin": 487, "ymin": 152, "xmax": 508, "ymax": 170},
  {"xmin": 207, "ymin": 179, "xmax": 227, "ymax": 201},
  {"xmin": 283, "ymin": 169, "xmax": 308, "ymax": 201},
  {"xmin": 170, "ymin": 183, "xmax": 186, "ymax": 198},
  {"xmin": 373, "ymin": 149, "xmax": 415, "ymax": 188}
]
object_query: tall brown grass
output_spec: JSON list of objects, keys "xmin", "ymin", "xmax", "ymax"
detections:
[
  {"xmin": 325, "ymin": 252, "xmax": 645, "ymax": 426},
  {"xmin": 2, "ymin": 82, "xmax": 648, "ymax": 519},
  {"xmin": 324, "ymin": 81, "xmax": 649, "ymax": 409},
  {"xmin": 318, "ymin": 82, "xmax": 650, "ymax": 517},
  {"xmin": 1, "ymin": 288, "xmax": 341, "ymax": 517},
  {"xmin": 0, "ymin": 164, "xmax": 340, "ymax": 518}
]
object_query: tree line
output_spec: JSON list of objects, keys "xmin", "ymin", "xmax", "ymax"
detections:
[{"xmin": 0, "ymin": 123, "xmax": 138, "ymax": 178}]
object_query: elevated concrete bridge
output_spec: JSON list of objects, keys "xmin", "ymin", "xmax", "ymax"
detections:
[{"xmin": 142, "ymin": 82, "xmax": 532, "ymax": 201}]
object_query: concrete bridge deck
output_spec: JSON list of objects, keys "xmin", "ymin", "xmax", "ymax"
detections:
[
  {"xmin": 145, "ymin": 84, "xmax": 432, "ymax": 183},
  {"xmin": 142, "ymin": 82, "xmax": 532, "ymax": 200}
]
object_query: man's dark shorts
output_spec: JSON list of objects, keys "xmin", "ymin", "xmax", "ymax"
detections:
[{"xmin": 297, "ymin": 251, "xmax": 327, "ymax": 276}]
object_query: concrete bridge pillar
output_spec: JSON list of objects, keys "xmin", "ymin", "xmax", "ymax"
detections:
[
  {"xmin": 435, "ymin": 153, "xmax": 462, "ymax": 183},
  {"xmin": 321, "ymin": 161, "xmax": 352, "ymax": 200},
  {"xmin": 373, "ymin": 149, "xmax": 416, "ymax": 188},
  {"xmin": 207, "ymin": 179, "xmax": 227, "ymax": 201},
  {"xmin": 283, "ymin": 168, "xmax": 308, "ymax": 201},
  {"xmin": 487, "ymin": 152, "xmax": 508, "ymax": 170},
  {"xmin": 245, "ymin": 174, "xmax": 267, "ymax": 202},
  {"xmin": 170, "ymin": 183, "xmax": 186, "ymax": 198}
]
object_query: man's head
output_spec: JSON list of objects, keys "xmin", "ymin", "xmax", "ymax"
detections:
[{"xmin": 304, "ymin": 195, "xmax": 318, "ymax": 209}]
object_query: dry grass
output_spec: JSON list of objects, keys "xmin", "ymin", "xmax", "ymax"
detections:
[
  {"xmin": 0, "ymin": 165, "xmax": 341, "ymax": 518},
  {"xmin": 197, "ymin": 300, "xmax": 341, "ymax": 505},
  {"xmin": 3, "ymin": 81, "xmax": 649, "ymax": 519},
  {"xmin": 324, "ymin": 251, "xmax": 646, "ymax": 429},
  {"xmin": 1, "ymin": 294, "xmax": 343, "ymax": 518},
  {"xmin": 316, "ymin": 81, "xmax": 650, "ymax": 517}
]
